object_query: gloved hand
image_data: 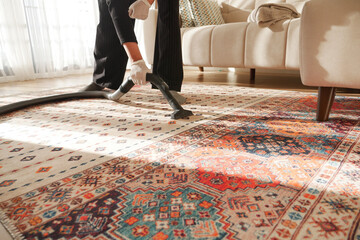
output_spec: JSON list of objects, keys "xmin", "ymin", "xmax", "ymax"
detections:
[
  {"xmin": 130, "ymin": 59, "xmax": 151, "ymax": 85},
  {"xmin": 128, "ymin": 0, "xmax": 151, "ymax": 20}
]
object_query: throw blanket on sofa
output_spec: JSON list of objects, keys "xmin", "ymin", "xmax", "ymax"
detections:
[{"xmin": 248, "ymin": 3, "xmax": 300, "ymax": 27}]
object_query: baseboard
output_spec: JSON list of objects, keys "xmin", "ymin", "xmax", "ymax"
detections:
[{"xmin": 183, "ymin": 66, "xmax": 300, "ymax": 77}]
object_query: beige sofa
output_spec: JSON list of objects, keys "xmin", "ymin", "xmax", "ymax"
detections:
[
  {"xmin": 138, "ymin": 0, "xmax": 308, "ymax": 81},
  {"xmin": 300, "ymin": 0, "xmax": 360, "ymax": 121}
]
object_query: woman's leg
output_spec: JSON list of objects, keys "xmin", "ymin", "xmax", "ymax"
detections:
[
  {"xmin": 92, "ymin": 0, "xmax": 137, "ymax": 90},
  {"xmin": 152, "ymin": 0, "xmax": 183, "ymax": 92}
]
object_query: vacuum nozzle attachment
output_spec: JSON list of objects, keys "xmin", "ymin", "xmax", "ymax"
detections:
[
  {"xmin": 146, "ymin": 74, "xmax": 193, "ymax": 119},
  {"xmin": 111, "ymin": 74, "xmax": 193, "ymax": 119}
]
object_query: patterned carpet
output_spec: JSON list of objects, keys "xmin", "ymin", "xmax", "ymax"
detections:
[{"xmin": 0, "ymin": 83, "xmax": 359, "ymax": 240}]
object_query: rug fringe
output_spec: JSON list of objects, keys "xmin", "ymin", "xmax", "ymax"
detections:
[{"xmin": 0, "ymin": 210, "xmax": 24, "ymax": 240}]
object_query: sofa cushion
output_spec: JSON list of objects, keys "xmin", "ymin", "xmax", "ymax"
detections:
[
  {"xmin": 255, "ymin": 0, "xmax": 308, "ymax": 13},
  {"xmin": 190, "ymin": 0, "xmax": 225, "ymax": 26},
  {"xmin": 211, "ymin": 22, "xmax": 248, "ymax": 67},
  {"xmin": 287, "ymin": 1, "xmax": 307, "ymax": 14},
  {"xmin": 181, "ymin": 26, "xmax": 215, "ymax": 66},
  {"xmin": 179, "ymin": 0, "xmax": 195, "ymax": 28},
  {"xmin": 221, "ymin": 8, "xmax": 252, "ymax": 23},
  {"xmin": 255, "ymin": 0, "xmax": 284, "ymax": 8},
  {"xmin": 285, "ymin": 18, "xmax": 300, "ymax": 69},
  {"xmin": 245, "ymin": 20, "xmax": 290, "ymax": 68},
  {"xmin": 217, "ymin": 0, "xmax": 256, "ymax": 10}
]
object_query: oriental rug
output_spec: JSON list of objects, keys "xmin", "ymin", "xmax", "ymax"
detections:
[{"xmin": 0, "ymin": 83, "xmax": 359, "ymax": 240}]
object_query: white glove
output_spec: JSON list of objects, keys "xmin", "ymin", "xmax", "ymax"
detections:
[
  {"xmin": 128, "ymin": 0, "xmax": 151, "ymax": 20},
  {"xmin": 130, "ymin": 60, "xmax": 151, "ymax": 85}
]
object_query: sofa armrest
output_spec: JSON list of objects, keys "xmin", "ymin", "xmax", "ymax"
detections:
[
  {"xmin": 299, "ymin": 0, "xmax": 360, "ymax": 89},
  {"xmin": 135, "ymin": 9, "xmax": 158, "ymax": 65}
]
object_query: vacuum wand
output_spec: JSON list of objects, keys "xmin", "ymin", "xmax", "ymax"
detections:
[
  {"xmin": 0, "ymin": 74, "xmax": 193, "ymax": 119},
  {"xmin": 110, "ymin": 73, "xmax": 193, "ymax": 119}
]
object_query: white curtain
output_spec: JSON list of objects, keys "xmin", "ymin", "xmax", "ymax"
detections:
[{"xmin": 0, "ymin": 0, "xmax": 99, "ymax": 83}]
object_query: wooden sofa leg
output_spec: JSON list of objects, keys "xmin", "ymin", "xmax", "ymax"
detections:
[
  {"xmin": 250, "ymin": 68, "xmax": 255, "ymax": 84},
  {"xmin": 317, "ymin": 87, "xmax": 336, "ymax": 121},
  {"xmin": 199, "ymin": 67, "xmax": 204, "ymax": 72}
]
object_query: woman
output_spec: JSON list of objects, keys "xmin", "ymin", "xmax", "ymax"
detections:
[{"xmin": 84, "ymin": 0, "xmax": 185, "ymax": 103}]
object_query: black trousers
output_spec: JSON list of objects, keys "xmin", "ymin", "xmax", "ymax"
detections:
[
  {"xmin": 93, "ymin": 0, "xmax": 136, "ymax": 90},
  {"xmin": 152, "ymin": 0, "xmax": 183, "ymax": 91},
  {"xmin": 93, "ymin": 0, "xmax": 183, "ymax": 91}
]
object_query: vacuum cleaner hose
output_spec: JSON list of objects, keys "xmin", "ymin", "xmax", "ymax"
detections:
[
  {"xmin": 0, "ymin": 91, "xmax": 111, "ymax": 115},
  {"xmin": 0, "ymin": 74, "xmax": 193, "ymax": 119}
]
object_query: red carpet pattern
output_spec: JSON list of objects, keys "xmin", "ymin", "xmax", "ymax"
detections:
[{"xmin": 0, "ymin": 83, "xmax": 359, "ymax": 239}]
